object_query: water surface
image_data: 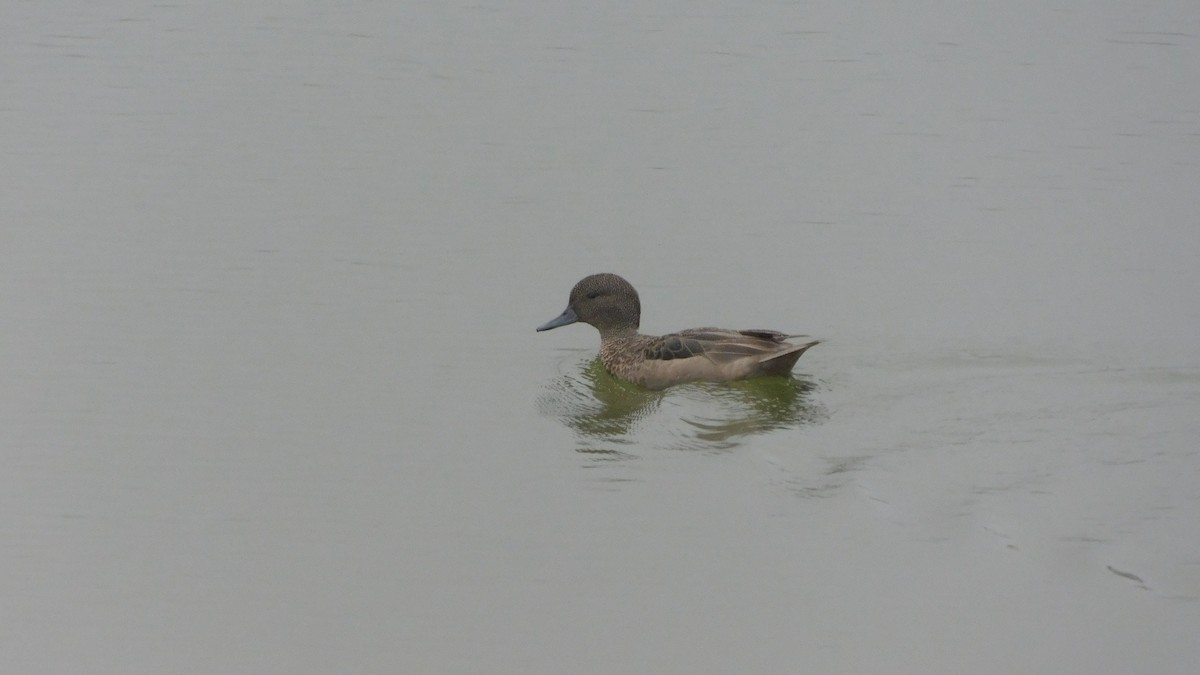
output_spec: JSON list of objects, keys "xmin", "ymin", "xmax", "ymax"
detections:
[{"xmin": 3, "ymin": 1, "xmax": 1199, "ymax": 673}]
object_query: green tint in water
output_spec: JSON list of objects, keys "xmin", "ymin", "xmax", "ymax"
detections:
[
  {"xmin": 537, "ymin": 358, "xmax": 664, "ymax": 455},
  {"xmin": 538, "ymin": 357, "xmax": 826, "ymax": 454},
  {"xmin": 679, "ymin": 376, "xmax": 826, "ymax": 448}
]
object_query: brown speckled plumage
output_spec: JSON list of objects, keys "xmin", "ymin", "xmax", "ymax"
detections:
[{"xmin": 537, "ymin": 273, "xmax": 819, "ymax": 390}]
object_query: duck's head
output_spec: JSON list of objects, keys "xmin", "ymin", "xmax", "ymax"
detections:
[{"xmin": 537, "ymin": 273, "xmax": 641, "ymax": 334}]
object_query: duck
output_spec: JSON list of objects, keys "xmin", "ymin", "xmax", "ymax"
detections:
[{"xmin": 537, "ymin": 273, "xmax": 818, "ymax": 390}]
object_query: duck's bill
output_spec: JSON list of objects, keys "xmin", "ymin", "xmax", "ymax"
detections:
[{"xmin": 537, "ymin": 307, "xmax": 578, "ymax": 332}]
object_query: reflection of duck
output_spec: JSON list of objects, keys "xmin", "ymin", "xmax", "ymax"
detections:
[
  {"xmin": 678, "ymin": 377, "xmax": 824, "ymax": 447},
  {"xmin": 537, "ymin": 357, "xmax": 663, "ymax": 445},
  {"xmin": 537, "ymin": 274, "xmax": 819, "ymax": 390},
  {"xmin": 538, "ymin": 356, "xmax": 825, "ymax": 454}
]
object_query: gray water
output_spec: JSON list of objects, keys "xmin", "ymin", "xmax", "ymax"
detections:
[{"xmin": 4, "ymin": 1, "xmax": 1199, "ymax": 673}]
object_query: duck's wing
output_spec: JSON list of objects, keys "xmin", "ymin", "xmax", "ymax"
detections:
[
  {"xmin": 737, "ymin": 329, "xmax": 809, "ymax": 342},
  {"xmin": 646, "ymin": 328, "xmax": 808, "ymax": 365},
  {"xmin": 641, "ymin": 332, "xmax": 713, "ymax": 361},
  {"xmin": 634, "ymin": 329, "xmax": 818, "ymax": 386}
]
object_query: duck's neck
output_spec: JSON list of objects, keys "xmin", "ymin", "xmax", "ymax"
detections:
[{"xmin": 597, "ymin": 326, "xmax": 640, "ymax": 342}]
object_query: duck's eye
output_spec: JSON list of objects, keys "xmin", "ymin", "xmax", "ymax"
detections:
[{"xmin": 586, "ymin": 291, "xmax": 600, "ymax": 300}]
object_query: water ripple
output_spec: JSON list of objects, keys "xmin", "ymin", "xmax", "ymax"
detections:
[{"xmin": 537, "ymin": 355, "xmax": 827, "ymax": 456}]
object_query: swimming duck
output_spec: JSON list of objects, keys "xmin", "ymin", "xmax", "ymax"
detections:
[{"xmin": 537, "ymin": 273, "xmax": 818, "ymax": 390}]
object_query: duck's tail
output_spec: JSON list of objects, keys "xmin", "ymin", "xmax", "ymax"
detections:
[{"xmin": 757, "ymin": 340, "xmax": 820, "ymax": 374}]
